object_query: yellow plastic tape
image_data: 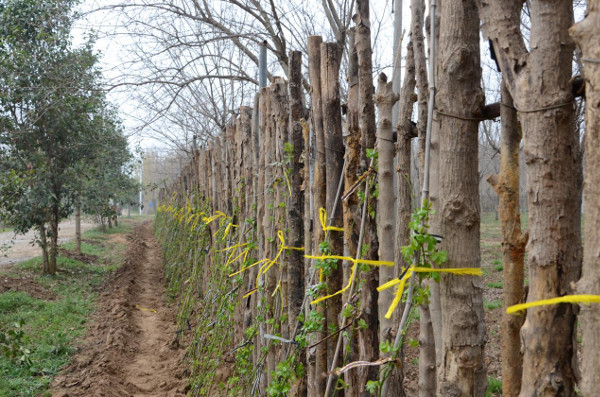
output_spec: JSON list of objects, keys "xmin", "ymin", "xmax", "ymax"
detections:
[
  {"xmin": 230, "ymin": 258, "xmax": 269, "ymax": 278},
  {"xmin": 305, "ymin": 254, "xmax": 394, "ymax": 305},
  {"xmin": 217, "ymin": 242, "xmax": 250, "ymax": 253},
  {"xmin": 135, "ymin": 305, "xmax": 157, "ymax": 314},
  {"xmin": 202, "ymin": 212, "xmax": 224, "ymax": 225},
  {"xmin": 240, "ymin": 230, "xmax": 303, "ymax": 297},
  {"xmin": 507, "ymin": 294, "xmax": 600, "ymax": 315},
  {"xmin": 378, "ymin": 267, "xmax": 482, "ymax": 319},
  {"xmin": 225, "ymin": 248, "xmax": 248, "ymax": 269},
  {"xmin": 311, "ymin": 261, "xmax": 357, "ymax": 305},
  {"xmin": 283, "ymin": 169, "xmax": 292, "ymax": 196},
  {"xmin": 222, "ymin": 223, "xmax": 238, "ymax": 241},
  {"xmin": 319, "ymin": 208, "xmax": 344, "ymax": 232},
  {"xmin": 305, "ymin": 255, "xmax": 394, "ymax": 268}
]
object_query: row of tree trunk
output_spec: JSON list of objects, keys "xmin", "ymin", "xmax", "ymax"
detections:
[{"xmin": 159, "ymin": 0, "xmax": 598, "ymax": 395}]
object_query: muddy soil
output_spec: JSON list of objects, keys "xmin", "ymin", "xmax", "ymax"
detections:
[
  {"xmin": 52, "ymin": 221, "xmax": 188, "ymax": 397},
  {"xmin": 0, "ymin": 219, "xmax": 96, "ymax": 266}
]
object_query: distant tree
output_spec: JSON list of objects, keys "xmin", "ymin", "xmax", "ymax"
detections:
[
  {"xmin": 0, "ymin": 0, "xmax": 131, "ymax": 274},
  {"xmin": 78, "ymin": 113, "xmax": 138, "ymax": 231}
]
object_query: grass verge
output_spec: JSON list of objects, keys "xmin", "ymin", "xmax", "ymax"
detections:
[{"xmin": 0, "ymin": 221, "xmax": 132, "ymax": 397}]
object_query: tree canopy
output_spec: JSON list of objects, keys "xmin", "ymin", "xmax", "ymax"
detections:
[{"xmin": 0, "ymin": 0, "xmax": 135, "ymax": 274}]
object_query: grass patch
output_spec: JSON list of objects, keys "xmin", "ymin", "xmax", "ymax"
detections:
[
  {"xmin": 484, "ymin": 299, "xmax": 503, "ymax": 311},
  {"xmin": 83, "ymin": 221, "xmax": 133, "ymax": 241},
  {"xmin": 0, "ymin": 223, "xmax": 132, "ymax": 396},
  {"xmin": 486, "ymin": 282, "xmax": 503, "ymax": 289},
  {"xmin": 486, "ymin": 376, "xmax": 502, "ymax": 396}
]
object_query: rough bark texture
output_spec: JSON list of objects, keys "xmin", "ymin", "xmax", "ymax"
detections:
[
  {"xmin": 477, "ymin": 1, "xmax": 583, "ymax": 395},
  {"xmin": 486, "ymin": 82, "xmax": 526, "ymax": 397},
  {"xmin": 354, "ymin": 0, "xmax": 380, "ymax": 390},
  {"xmin": 570, "ymin": 5, "xmax": 600, "ymax": 396},
  {"xmin": 307, "ymin": 35, "xmax": 327, "ymax": 397},
  {"xmin": 320, "ymin": 41, "xmax": 344, "ymax": 375},
  {"xmin": 342, "ymin": 27, "xmax": 361, "ymax": 397},
  {"xmin": 287, "ymin": 51, "xmax": 305, "ymax": 341},
  {"xmin": 271, "ymin": 78, "xmax": 289, "ymax": 344},
  {"xmin": 435, "ymin": 0, "xmax": 487, "ymax": 394}
]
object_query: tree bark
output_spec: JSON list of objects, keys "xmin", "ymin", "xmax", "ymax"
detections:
[
  {"xmin": 392, "ymin": 38, "xmax": 418, "ymax": 396},
  {"xmin": 287, "ymin": 50, "xmax": 305, "ymax": 345},
  {"xmin": 477, "ymin": 1, "xmax": 583, "ymax": 394},
  {"xmin": 48, "ymin": 202, "xmax": 60, "ymax": 276},
  {"xmin": 375, "ymin": 71, "xmax": 403, "ymax": 396},
  {"xmin": 425, "ymin": 0, "xmax": 444, "ymax": 372},
  {"xmin": 354, "ymin": 0, "xmax": 380, "ymax": 391},
  {"xmin": 307, "ymin": 35, "xmax": 328, "ymax": 397},
  {"xmin": 264, "ymin": 81, "xmax": 280, "ymax": 385},
  {"xmin": 410, "ymin": 0, "xmax": 437, "ymax": 394},
  {"xmin": 342, "ymin": 27, "xmax": 361, "ymax": 397},
  {"xmin": 271, "ymin": 77, "xmax": 289, "ymax": 347},
  {"xmin": 435, "ymin": 0, "xmax": 487, "ymax": 394},
  {"xmin": 486, "ymin": 82, "xmax": 526, "ymax": 397},
  {"xmin": 570, "ymin": 5, "xmax": 600, "ymax": 396},
  {"xmin": 320, "ymin": 41, "xmax": 344, "ymax": 377},
  {"xmin": 75, "ymin": 204, "xmax": 81, "ymax": 254},
  {"xmin": 39, "ymin": 224, "xmax": 49, "ymax": 274}
]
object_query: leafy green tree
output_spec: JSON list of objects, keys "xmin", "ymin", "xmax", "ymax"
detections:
[{"xmin": 0, "ymin": 0, "xmax": 132, "ymax": 274}]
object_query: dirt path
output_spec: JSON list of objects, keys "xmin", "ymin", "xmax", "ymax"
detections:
[
  {"xmin": 52, "ymin": 221, "xmax": 188, "ymax": 397},
  {"xmin": 0, "ymin": 219, "xmax": 96, "ymax": 266}
]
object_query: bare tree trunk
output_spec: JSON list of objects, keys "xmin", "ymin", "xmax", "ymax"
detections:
[
  {"xmin": 253, "ymin": 89, "xmax": 268, "ymax": 387},
  {"xmin": 425, "ymin": 0, "xmax": 444, "ymax": 373},
  {"xmin": 307, "ymin": 35, "xmax": 328, "ymax": 397},
  {"xmin": 486, "ymin": 82, "xmax": 526, "ymax": 397},
  {"xmin": 391, "ymin": 39, "xmax": 418, "ymax": 396},
  {"xmin": 477, "ymin": 1, "xmax": 582, "ymax": 394},
  {"xmin": 75, "ymin": 204, "xmax": 81, "ymax": 254},
  {"xmin": 320, "ymin": 41, "xmax": 344, "ymax": 378},
  {"xmin": 375, "ymin": 71, "xmax": 403, "ymax": 396},
  {"xmin": 570, "ymin": 5, "xmax": 600, "ymax": 396},
  {"xmin": 287, "ymin": 51, "xmax": 307, "ymax": 397},
  {"xmin": 418, "ymin": 303, "xmax": 436, "ymax": 397},
  {"xmin": 353, "ymin": 2, "xmax": 381, "ymax": 392},
  {"xmin": 287, "ymin": 50, "xmax": 305, "ymax": 348},
  {"xmin": 410, "ymin": 1, "xmax": 436, "ymax": 394},
  {"xmin": 48, "ymin": 202, "xmax": 60, "ymax": 276},
  {"xmin": 263, "ymin": 82, "xmax": 278, "ymax": 386},
  {"xmin": 271, "ymin": 77, "xmax": 289, "ymax": 351},
  {"xmin": 435, "ymin": 0, "xmax": 487, "ymax": 394},
  {"xmin": 342, "ymin": 27, "xmax": 361, "ymax": 397},
  {"xmin": 39, "ymin": 224, "xmax": 49, "ymax": 274}
]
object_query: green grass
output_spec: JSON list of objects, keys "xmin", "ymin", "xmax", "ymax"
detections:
[
  {"xmin": 0, "ymin": 223, "xmax": 133, "ymax": 397},
  {"xmin": 486, "ymin": 376, "xmax": 502, "ymax": 396},
  {"xmin": 486, "ymin": 282, "xmax": 504, "ymax": 289},
  {"xmin": 83, "ymin": 221, "xmax": 133, "ymax": 240},
  {"xmin": 484, "ymin": 299, "xmax": 503, "ymax": 311}
]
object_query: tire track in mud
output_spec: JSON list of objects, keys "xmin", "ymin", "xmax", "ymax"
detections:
[{"xmin": 52, "ymin": 221, "xmax": 188, "ymax": 397}]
